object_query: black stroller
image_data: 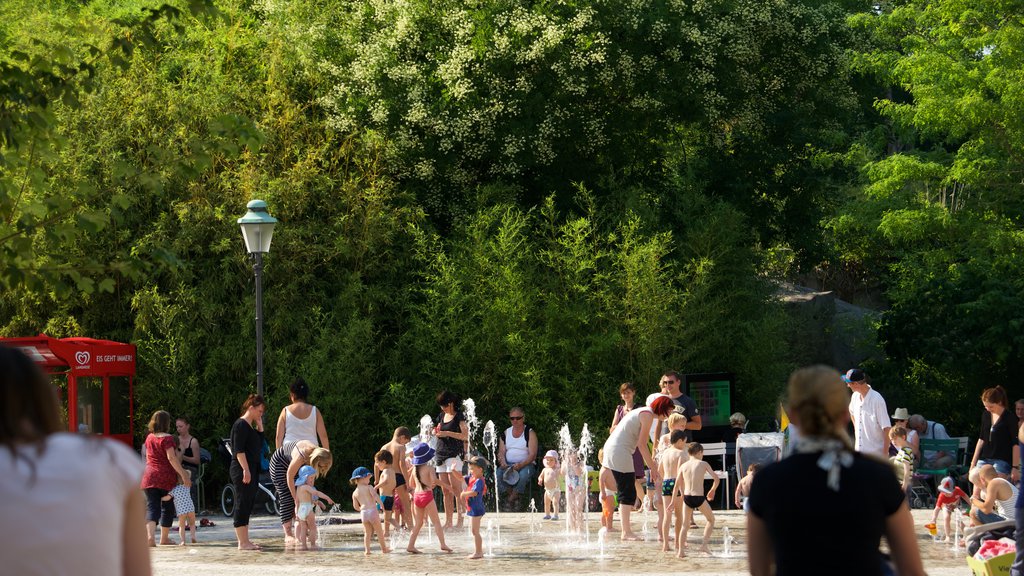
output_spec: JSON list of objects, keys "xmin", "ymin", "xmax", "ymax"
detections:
[{"xmin": 219, "ymin": 437, "xmax": 278, "ymax": 516}]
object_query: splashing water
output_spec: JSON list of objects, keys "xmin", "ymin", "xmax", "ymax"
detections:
[
  {"xmin": 578, "ymin": 423, "xmax": 593, "ymax": 540},
  {"xmin": 317, "ymin": 503, "xmax": 341, "ymax": 549},
  {"xmin": 527, "ymin": 499, "xmax": 538, "ymax": 534},
  {"xmin": 486, "ymin": 518, "xmax": 495, "ymax": 557},
  {"xmin": 482, "ymin": 420, "xmax": 501, "ymax": 533},
  {"xmin": 462, "ymin": 398, "xmax": 479, "ymax": 454},
  {"xmin": 597, "ymin": 526, "xmax": 608, "ymax": 558},
  {"xmin": 953, "ymin": 508, "xmax": 963, "ymax": 552},
  {"xmin": 388, "ymin": 526, "xmax": 407, "ymax": 552},
  {"xmin": 558, "ymin": 424, "xmax": 575, "ymax": 535},
  {"xmin": 482, "ymin": 420, "xmax": 495, "ymax": 449},
  {"xmin": 722, "ymin": 525, "xmax": 735, "ymax": 557},
  {"xmin": 641, "ymin": 493, "xmax": 650, "ymax": 538},
  {"xmin": 418, "ymin": 414, "xmax": 435, "ymax": 450}
]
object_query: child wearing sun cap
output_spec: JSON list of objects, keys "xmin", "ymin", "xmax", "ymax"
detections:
[
  {"xmin": 539, "ymin": 449, "xmax": 561, "ymax": 520},
  {"xmin": 462, "ymin": 455, "xmax": 489, "ymax": 559},
  {"xmin": 350, "ymin": 465, "xmax": 389, "ymax": 554},
  {"xmin": 294, "ymin": 465, "xmax": 334, "ymax": 549},
  {"xmin": 928, "ymin": 476, "xmax": 969, "ymax": 541}
]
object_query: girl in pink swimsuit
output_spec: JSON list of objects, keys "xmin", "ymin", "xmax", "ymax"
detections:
[{"xmin": 406, "ymin": 443, "xmax": 452, "ymax": 554}]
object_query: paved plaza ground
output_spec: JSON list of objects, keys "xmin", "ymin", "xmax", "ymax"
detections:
[{"xmin": 151, "ymin": 509, "xmax": 976, "ymax": 575}]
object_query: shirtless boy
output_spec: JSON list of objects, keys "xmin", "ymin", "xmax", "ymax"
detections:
[
  {"xmin": 674, "ymin": 442, "xmax": 718, "ymax": 557},
  {"xmin": 657, "ymin": 429, "xmax": 688, "ymax": 551},
  {"xmin": 377, "ymin": 426, "xmax": 413, "ymax": 529},
  {"xmin": 374, "ymin": 450, "xmax": 398, "ymax": 536}
]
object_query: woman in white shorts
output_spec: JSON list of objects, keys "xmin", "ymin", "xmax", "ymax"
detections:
[{"xmin": 434, "ymin": 390, "xmax": 469, "ymax": 528}]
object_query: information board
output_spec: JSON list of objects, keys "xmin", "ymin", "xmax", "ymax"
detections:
[{"xmin": 684, "ymin": 373, "xmax": 734, "ymax": 427}]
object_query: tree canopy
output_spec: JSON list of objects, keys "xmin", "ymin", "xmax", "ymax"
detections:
[{"xmin": 1, "ymin": 0, "xmax": 1021, "ymax": 492}]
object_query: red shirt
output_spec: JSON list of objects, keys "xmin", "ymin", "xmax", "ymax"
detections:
[
  {"xmin": 141, "ymin": 434, "xmax": 178, "ymax": 490},
  {"xmin": 935, "ymin": 487, "xmax": 968, "ymax": 508}
]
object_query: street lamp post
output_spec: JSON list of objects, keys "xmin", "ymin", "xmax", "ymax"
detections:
[{"xmin": 238, "ymin": 200, "xmax": 277, "ymax": 397}]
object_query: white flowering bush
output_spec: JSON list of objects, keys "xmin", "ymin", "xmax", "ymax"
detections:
[{"xmin": 269, "ymin": 0, "xmax": 851, "ymax": 217}]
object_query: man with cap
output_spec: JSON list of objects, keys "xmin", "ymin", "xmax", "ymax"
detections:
[
  {"xmin": 845, "ymin": 368, "xmax": 892, "ymax": 458},
  {"xmin": 497, "ymin": 406, "xmax": 538, "ymax": 510}
]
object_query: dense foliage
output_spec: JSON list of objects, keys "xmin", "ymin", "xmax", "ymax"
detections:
[{"xmin": 1, "ymin": 0, "xmax": 1021, "ymax": 494}]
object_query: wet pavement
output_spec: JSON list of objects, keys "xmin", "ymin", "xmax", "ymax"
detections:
[{"xmin": 152, "ymin": 509, "xmax": 977, "ymax": 575}]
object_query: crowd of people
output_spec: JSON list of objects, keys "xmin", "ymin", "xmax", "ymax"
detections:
[{"xmin": 4, "ymin": 339, "xmax": 1024, "ymax": 574}]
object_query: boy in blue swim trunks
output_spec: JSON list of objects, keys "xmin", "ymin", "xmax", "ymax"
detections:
[
  {"xmin": 461, "ymin": 455, "xmax": 488, "ymax": 559},
  {"xmin": 674, "ymin": 443, "xmax": 718, "ymax": 558},
  {"xmin": 658, "ymin": 429, "xmax": 688, "ymax": 552},
  {"xmin": 374, "ymin": 450, "xmax": 398, "ymax": 537},
  {"xmin": 377, "ymin": 426, "xmax": 413, "ymax": 530}
]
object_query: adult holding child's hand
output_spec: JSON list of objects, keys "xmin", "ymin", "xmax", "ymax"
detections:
[
  {"xmin": 601, "ymin": 393, "xmax": 674, "ymax": 541},
  {"xmin": 269, "ymin": 437, "xmax": 333, "ymax": 546},
  {"xmin": 143, "ymin": 410, "xmax": 191, "ymax": 546}
]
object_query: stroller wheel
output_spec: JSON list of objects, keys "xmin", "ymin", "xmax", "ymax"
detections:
[{"xmin": 222, "ymin": 484, "xmax": 236, "ymax": 517}]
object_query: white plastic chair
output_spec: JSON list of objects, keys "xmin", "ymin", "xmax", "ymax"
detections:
[{"xmin": 701, "ymin": 442, "xmax": 731, "ymax": 509}]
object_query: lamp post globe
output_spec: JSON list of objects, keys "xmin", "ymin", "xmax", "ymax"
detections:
[
  {"xmin": 238, "ymin": 199, "xmax": 277, "ymax": 254},
  {"xmin": 238, "ymin": 200, "xmax": 277, "ymax": 397}
]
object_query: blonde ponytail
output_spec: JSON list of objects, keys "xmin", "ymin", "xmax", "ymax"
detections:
[{"xmin": 786, "ymin": 365, "xmax": 854, "ymax": 452}]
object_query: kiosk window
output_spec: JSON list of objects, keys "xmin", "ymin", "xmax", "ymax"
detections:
[
  {"xmin": 109, "ymin": 376, "xmax": 131, "ymax": 435},
  {"xmin": 50, "ymin": 373, "xmax": 69, "ymax": 427},
  {"xmin": 77, "ymin": 377, "xmax": 104, "ymax": 434}
]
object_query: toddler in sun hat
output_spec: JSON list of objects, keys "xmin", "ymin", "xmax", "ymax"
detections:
[
  {"xmin": 539, "ymin": 449, "xmax": 561, "ymax": 520},
  {"xmin": 350, "ymin": 465, "xmax": 389, "ymax": 554},
  {"xmin": 294, "ymin": 464, "xmax": 334, "ymax": 550}
]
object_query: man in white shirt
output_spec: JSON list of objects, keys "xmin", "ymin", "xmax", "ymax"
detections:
[{"xmin": 844, "ymin": 368, "xmax": 891, "ymax": 458}]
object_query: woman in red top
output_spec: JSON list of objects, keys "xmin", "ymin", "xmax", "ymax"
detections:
[{"xmin": 141, "ymin": 410, "xmax": 191, "ymax": 546}]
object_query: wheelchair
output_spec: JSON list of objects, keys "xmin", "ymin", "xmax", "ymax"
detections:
[{"xmin": 218, "ymin": 437, "xmax": 278, "ymax": 517}]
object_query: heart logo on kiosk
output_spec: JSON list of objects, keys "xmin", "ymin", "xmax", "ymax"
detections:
[{"xmin": 75, "ymin": 351, "xmax": 90, "ymax": 365}]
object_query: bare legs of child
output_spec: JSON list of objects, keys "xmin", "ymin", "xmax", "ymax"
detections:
[
  {"xmin": 676, "ymin": 499, "xmax": 714, "ymax": 558},
  {"xmin": 467, "ymin": 515, "xmax": 483, "ymax": 559},
  {"xmin": 407, "ymin": 497, "xmax": 452, "ymax": 554},
  {"xmin": 178, "ymin": 512, "xmax": 197, "ymax": 545},
  {"xmin": 362, "ymin": 510, "xmax": 390, "ymax": 554},
  {"xmin": 294, "ymin": 513, "xmax": 322, "ymax": 550},
  {"xmin": 660, "ymin": 493, "xmax": 680, "ymax": 552}
]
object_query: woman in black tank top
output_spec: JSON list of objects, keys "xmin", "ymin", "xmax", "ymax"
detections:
[{"xmin": 434, "ymin": 390, "xmax": 469, "ymax": 528}]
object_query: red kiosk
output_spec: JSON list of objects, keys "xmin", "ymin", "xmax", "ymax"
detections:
[{"xmin": 1, "ymin": 334, "xmax": 136, "ymax": 446}]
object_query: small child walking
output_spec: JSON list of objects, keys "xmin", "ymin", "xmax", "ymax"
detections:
[
  {"xmin": 734, "ymin": 464, "xmax": 759, "ymax": 511},
  {"xmin": 674, "ymin": 443, "xmax": 718, "ymax": 557},
  {"xmin": 170, "ymin": 469, "xmax": 197, "ymax": 545},
  {"xmin": 350, "ymin": 466, "xmax": 389, "ymax": 554},
  {"xmin": 406, "ymin": 442, "xmax": 452, "ymax": 554},
  {"xmin": 295, "ymin": 465, "xmax": 335, "ymax": 550},
  {"xmin": 374, "ymin": 450, "xmax": 398, "ymax": 537},
  {"xmin": 461, "ymin": 455, "xmax": 489, "ymax": 559},
  {"xmin": 539, "ymin": 450, "xmax": 561, "ymax": 520},
  {"xmin": 657, "ymin": 430, "xmax": 688, "ymax": 551}
]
